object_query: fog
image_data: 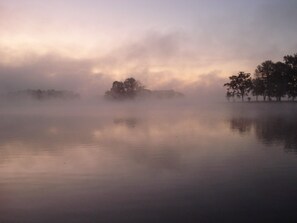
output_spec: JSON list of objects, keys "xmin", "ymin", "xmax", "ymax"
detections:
[
  {"xmin": 1, "ymin": 1, "xmax": 297, "ymax": 222},
  {"xmin": 2, "ymin": 0, "xmax": 297, "ymax": 103},
  {"xmin": 0, "ymin": 31, "xmax": 227, "ymax": 103},
  {"xmin": 1, "ymin": 82, "xmax": 297, "ymax": 223}
]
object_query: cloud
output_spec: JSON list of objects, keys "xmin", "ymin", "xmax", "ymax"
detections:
[
  {"xmin": 0, "ymin": 28, "xmax": 248, "ymax": 103},
  {"xmin": 0, "ymin": 53, "xmax": 112, "ymax": 96}
]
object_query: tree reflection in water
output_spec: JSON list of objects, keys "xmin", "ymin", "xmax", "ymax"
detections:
[{"xmin": 228, "ymin": 115, "xmax": 297, "ymax": 153}]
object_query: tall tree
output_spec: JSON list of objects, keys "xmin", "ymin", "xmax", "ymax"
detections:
[
  {"xmin": 255, "ymin": 60, "xmax": 275, "ymax": 101},
  {"xmin": 284, "ymin": 54, "xmax": 297, "ymax": 101},
  {"xmin": 252, "ymin": 77, "xmax": 265, "ymax": 101},
  {"xmin": 106, "ymin": 81, "xmax": 126, "ymax": 99},
  {"xmin": 123, "ymin": 77, "xmax": 143, "ymax": 98},
  {"xmin": 270, "ymin": 62, "xmax": 289, "ymax": 101},
  {"xmin": 224, "ymin": 72, "xmax": 253, "ymax": 102},
  {"xmin": 226, "ymin": 91, "xmax": 234, "ymax": 102}
]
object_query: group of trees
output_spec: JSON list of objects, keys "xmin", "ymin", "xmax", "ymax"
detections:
[
  {"xmin": 105, "ymin": 77, "xmax": 144, "ymax": 100},
  {"xmin": 224, "ymin": 53, "xmax": 297, "ymax": 102},
  {"xmin": 105, "ymin": 77, "xmax": 184, "ymax": 100}
]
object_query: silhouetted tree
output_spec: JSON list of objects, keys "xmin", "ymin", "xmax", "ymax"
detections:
[
  {"xmin": 104, "ymin": 77, "xmax": 183, "ymax": 100},
  {"xmin": 284, "ymin": 54, "xmax": 297, "ymax": 101},
  {"xmin": 255, "ymin": 60, "xmax": 275, "ymax": 101},
  {"xmin": 224, "ymin": 72, "xmax": 253, "ymax": 102},
  {"xmin": 226, "ymin": 91, "xmax": 233, "ymax": 102},
  {"xmin": 224, "ymin": 53, "xmax": 297, "ymax": 102},
  {"xmin": 252, "ymin": 77, "xmax": 265, "ymax": 101},
  {"xmin": 104, "ymin": 77, "xmax": 144, "ymax": 100},
  {"xmin": 123, "ymin": 77, "xmax": 144, "ymax": 98},
  {"xmin": 270, "ymin": 62, "xmax": 289, "ymax": 101},
  {"xmin": 112, "ymin": 81, "xmax": 126, "ymax": 99}
]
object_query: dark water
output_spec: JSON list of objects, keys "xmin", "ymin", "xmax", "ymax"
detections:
[{"xmin": 0, "ymin": 103, "xmax": 297, "ymax": 223}]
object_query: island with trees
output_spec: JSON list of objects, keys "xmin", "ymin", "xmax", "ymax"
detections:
[
  {"xmin": 104, "ymin": 77, "xmax": 184, "ymax": 100},
  {"xmin": 8, "ymin": 89, "xmax": 80, "ymax": 101},
  {"xmin": 224, "ymin": 53, "xmax": 297, "ymax": 102}
]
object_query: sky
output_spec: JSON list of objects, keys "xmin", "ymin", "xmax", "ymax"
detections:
[{"xmin": 0, "ymin": 0, "xmax": 297, "ymax": 97}]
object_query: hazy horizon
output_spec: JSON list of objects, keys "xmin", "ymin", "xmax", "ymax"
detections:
[{"xmin": 1, "ymin": 0, "xmax": 297, "ymax": 100}]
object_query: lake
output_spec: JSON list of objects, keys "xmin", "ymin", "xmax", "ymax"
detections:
[{"xmin": 0, "ymin": 102, "xmax": 296, "ymax": 222}]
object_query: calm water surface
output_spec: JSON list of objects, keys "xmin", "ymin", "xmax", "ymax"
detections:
[{"xmin": 0, "ymin": 103, "xmax": 296, "ymax": 222}]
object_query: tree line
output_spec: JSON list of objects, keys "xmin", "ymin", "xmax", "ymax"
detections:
[
  {"xmin": 224, "ymin": 53, "xmax": 297, "ymax": 102},
  {"xmin": 105, "ymin": 77, "xmax": 184, "ymax": 100},
  {"xmin": 8, "ymin": 89, "xmax": 80, "ymax": 100}
]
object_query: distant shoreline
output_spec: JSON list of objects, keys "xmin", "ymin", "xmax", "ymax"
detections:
[{"xmin": 228, "ymin": 101, "xmax": 297, "ymax": 104}]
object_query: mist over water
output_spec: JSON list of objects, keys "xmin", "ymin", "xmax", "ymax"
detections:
[
  {"xmin": 1, "ymin": 0, "xmax": 297, "ymax": 221},
  {"xmin": 0, "ymin": 102, "xmax": 296, "ymax": 222}
]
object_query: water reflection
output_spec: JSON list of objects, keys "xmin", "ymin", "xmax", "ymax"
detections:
[
  {"xmin": 229, "ymin": 118, "xmax": 253, "ymax": 135},
  {"xmin": 0, "ymin": 112, "xmax": 222, "ymax": 172},
  {"xmin": 228, "ymin": 115, "xmax": 297, "ymax": 153},
  {"xmin": 0, "ymin": 107, "xmax": 296, "ymax": 222}
]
